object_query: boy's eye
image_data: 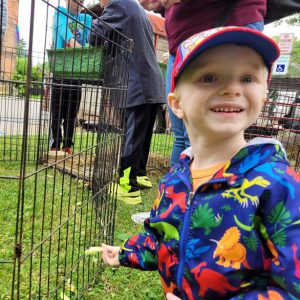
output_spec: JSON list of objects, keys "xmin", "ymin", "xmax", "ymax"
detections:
[
  {"xmin": 201, "ymin": 75, "xmax": 216, "ymax": 83},
  {"xmin": 241, "ymin": 75, "xmax": 255, "ymax": 83}
]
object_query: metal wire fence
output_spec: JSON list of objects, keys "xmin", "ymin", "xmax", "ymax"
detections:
[
  {"xmin": 245, "ymin": 77, "xmax": 300, "ymax": 171},
  {"xmin": 0, "ymin": 0, "xmax": 132, "ymax": 298},
  {"xmin": 1, "ymin": 0, "xmax": 300, "ymax": 299},
  {"xmin": 149, "ymin": 77, "xmax": 300, "ymax": 174}
]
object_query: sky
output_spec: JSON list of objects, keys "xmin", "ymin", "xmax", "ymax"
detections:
[{"xmin": 18, "ymin": 0, "xmax": 300, "ymax": 59}]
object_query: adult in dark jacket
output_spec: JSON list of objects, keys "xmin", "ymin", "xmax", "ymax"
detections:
[
  {"xmin": 140, "ymin": 0, "xmax": 266, "ymax": 166},
  {"xmin": 91, "ymin": 0, "xmax": 165, "ymax": 204}
]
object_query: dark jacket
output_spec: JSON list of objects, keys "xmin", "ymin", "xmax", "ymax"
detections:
[
  {"xmin": 90, "ymin": 0, "xmax": 164, "ymax": 108},
  {"xmin": 119, "ymin": 138, "xmax": 300, "ymax": 300},
  {"xmin": 163, "ymin": 0, "xmax": 267, "ymax": 55}
]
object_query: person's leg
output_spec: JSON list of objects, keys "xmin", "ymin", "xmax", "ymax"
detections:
[
  {"xmin": 166, "ymin": 54, "xmax": 190, "ymax": 167},
  {"xmin": 50, "ymin": 78, "xmax": 63, "ymax": 149},
  {"xmin": 154, "ymin": 105, "xmax": 165, "ymax": 134},
  {"xmin": 136, "ymin": 104, "xmax": 158, "ymax": 187},
  {"xmin": 118, "ymin": 106, "xmax": 149, "ymax": 204},
  {"xmin": 63, "ymin": 79, "xmax": 82, "ymax": 150},
  {"xmin": 244, "ymin": 20, "xmax": 264, "ymax": 31}
]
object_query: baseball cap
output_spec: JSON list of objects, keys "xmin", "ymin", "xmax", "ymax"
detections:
[{"xmin": 171, "ymin": 26, "xmax": 280, "ymax": 92}]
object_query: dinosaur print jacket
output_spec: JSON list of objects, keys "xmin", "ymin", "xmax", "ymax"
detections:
[{"xmin": 119, "ymin": 138, "xmax": 300, "ymax": 300}]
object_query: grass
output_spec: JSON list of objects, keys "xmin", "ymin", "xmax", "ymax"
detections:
[
  {"xmin": 84, "ymin": 175, "xmax": 165, "ymax": 300},
  {"xmin": 0, "ymin": 132, "xmax": 170, "ymax": 299},
  {"xmin": 0, "ymin": 160, "xmax": 102, "ymax": 299}
]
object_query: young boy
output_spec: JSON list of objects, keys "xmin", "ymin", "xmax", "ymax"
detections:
[{"xmin": 99, "ymin": 27, "xmax": 300, "ymax": 299}]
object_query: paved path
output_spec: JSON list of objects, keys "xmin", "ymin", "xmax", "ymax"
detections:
[{"xmin": 0, "ymin": 95, "xmax": 49, "ymax": 136}]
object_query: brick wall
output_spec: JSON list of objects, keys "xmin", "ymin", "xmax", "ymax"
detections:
[{"xmin": 1, "ymin": 0, "xmax": 19, "ymax": 82}]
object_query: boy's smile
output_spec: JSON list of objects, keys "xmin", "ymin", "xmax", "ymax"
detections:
[{"xmin": 169, "ymin": 44, "xmax": 268, "ymax": 143}]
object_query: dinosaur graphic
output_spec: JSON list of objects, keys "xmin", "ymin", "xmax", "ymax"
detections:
[
  {"xmin": 153, "ymin": 184, "xmax": 165, "ymax": 211},
  {"xmin": 260, "ymin": 245, "xmax": 272, "ymax": 271},
  {"xmin": 142, "ymin": 235, "xmax": 156, "ymax": 250},
  {"xmin": 211, "ymin": 227, "xmax": 251, "ymax": 269},
  {"xmin": 150, "ymin": 221, "xmax": 180, "ymax": 241},
  {"xmin": 186, "ymin": 239, "xmax": 210, "ymax": 259},
  {"xmin": 292, "ymin": 243, "xmax": 300, "ymax": 279},
  {"xmin": 160, "ymin": 277, "xmax": 177, "ymax": 295},
  {"xmin": 122, "ymin": 241, "xmax": 133, "ymax": 252},
  {"xmin": 287, "ymin": 166, "xmax": 300, "ymax": 183},
  {"xmin": 191, "ymin": 262, "xmax": 238, "ymax": 297},
  {"xmin": 221, "ymin": 176, "xmax": 270, "ymax": 207},
  {"xmin": 259, "ymin": 220, "xmax": 280, "ymax": 266},
  {"xmin": 182, "ymin": 277, "xmax": 194, "ymax": 300},
  {"xmin": 258, "ymin": 290, "xmax": 284, "ymax": 300},
  {"xmin": 128, "ymin": 252, "xmax": 139, "ymax": 267},
  {"xmin": 160, "ymin": 185, "xmax": 187, "ymax": 219},
  {"xmin": 158, "ymin": 244, "xmax": 178, "ymax": 277},
  {"xmin": 238, "ymin": 148, "xmax": 271, "ymax": 174},
  {"xmin": 127, "ymin": 235, "xmax": 139, "ymax": 247},
  {"xmin": 255, "ymin": 162, "xmax": 295, "ymax": 199},
  {"xmin": 233, "ymin": 215, "xmax": 254, "ymax": 232},
  {"xmin": 191, "ymin": 203, "xmax": 223, "ymax": 235}
]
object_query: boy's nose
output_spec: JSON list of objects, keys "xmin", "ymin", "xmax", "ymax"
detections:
[{"xmin": 219, "ymin": 80, "xmax": 242, "ymax": 97}]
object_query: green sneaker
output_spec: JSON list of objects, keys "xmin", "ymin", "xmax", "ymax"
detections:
[
  {"xmin": 113, "ymin": 184, "xmax": 142, "ymax": 205},
  {"xmin": 137, "ymin": 176, "xmax": 153, "ymax": 189}
]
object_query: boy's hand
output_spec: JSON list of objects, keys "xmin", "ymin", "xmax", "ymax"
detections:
[
  {"xmin": 166, "ymin": 293, "xmax": 182, "ymax": 300},
  {"xmin": 139, "ymin": 0, "xmax": 163, "ymax": 11},
  {"xmin": 101, "ymin": 243, "xmax": 121, "ymax": 267}
]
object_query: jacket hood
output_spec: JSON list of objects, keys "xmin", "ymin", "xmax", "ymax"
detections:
[{"xmin": 179, "ymin": 137, "xmax": 288, "ymax": 186}]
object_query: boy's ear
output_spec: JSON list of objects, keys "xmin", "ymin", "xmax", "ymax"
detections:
[{"xmin": 168, "ymin": 93, "xmax": 184, "ymax": 119}]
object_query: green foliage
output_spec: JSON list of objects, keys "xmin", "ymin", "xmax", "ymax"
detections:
[
  {"xmin": 274, "ymin": 168, "xmax": 285, "ymax": 174},
  {"xmin": 272, "ymin": 275, "xmax": 287, "ymax": 290},
  {"xmin": 288, "ymin": 38, "xmax": 300, "ymax": 77},
  {"xmin": 272, "ymin": 229, "xmax": 287, "ymax": 247},
  {"xmin": 202, "ymin": 193, "xmax": 215, "ymax": 200},
  {"xmin": 17, "ymin": 38, "xmax": 27, "ymax": 55},
  {"xmin": 267, "ymin": 201, "xmax": 292, "ymax": 229},
  {"xmin": 221, "ymin": 204, "xmax": 232, "ymax": 212},
  {"xmin": 279, "ymin": 14, "xmax": 300, "ymax": 26},
  {"xmin": 242, "ymin": 233, "xmax": 258, "ymax": 252},
  {"xmin": 12, "ymin": 40, "xmax": 46, "ymax": 96},
  {"xmin": 235, "ymin": 147, "xmax": 249, "ymax": 160},
  {"xmin": 293, "ymin": 282, "xmax": 300, "ymax": 293}
]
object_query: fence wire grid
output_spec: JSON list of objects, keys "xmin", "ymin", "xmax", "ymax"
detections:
[
  {"xmin": 0, "ymin": 0, "xmax": 133, "ymax": 298},
  {"xmin": 1, "ymin": 0, "xmax": 300, "ymax": 299}
]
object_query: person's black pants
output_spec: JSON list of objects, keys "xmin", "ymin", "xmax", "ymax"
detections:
[
  {"xmin": 119, "ymin": 104, "xmax": 158, "ymax": 192},
  {"xmin": 50, "ymin": 78, "xmax": 82, "ymax": 149}
]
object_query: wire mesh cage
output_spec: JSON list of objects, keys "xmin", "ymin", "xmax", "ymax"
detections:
[
  {"xmin": 245, "ymin": 77, "xmax": 300, "ymax": 172},
  {"xmin": 0, "ymin": 0, "xmax": 132, "ymax": 298}
]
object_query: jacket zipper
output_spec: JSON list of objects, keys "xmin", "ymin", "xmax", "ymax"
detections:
[
  {"xmin": 176, "ymin": 178, "xmax": 227, "ymax": 291},
  {"xmin": 176, "ymin": 190, "xmax": 194, "ymax": 290}
]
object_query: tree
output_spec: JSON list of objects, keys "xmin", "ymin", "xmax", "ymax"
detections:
[
  {"xmin": 288, "ymin": 38, "xmax": 300, "ymax": 77},
  {"xmin": 17, "ymin": 38, "xmax": 27, "ymax": 56},
  {"xmin": 278, "ymin": 13, "xmax": 300, "ymax": 26},
  {"xmin": 12, "ymin": 41, "xmax": 45, "ymax": 96}
]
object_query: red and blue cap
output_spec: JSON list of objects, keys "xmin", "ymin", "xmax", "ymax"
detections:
[{"xmin": 171, "ymin": 26, "xmax": 280, "ymax": 92}]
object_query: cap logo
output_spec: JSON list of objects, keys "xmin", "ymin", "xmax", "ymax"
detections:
[{"xmin": 179, "ymin": 27, "xmax": 226, "ymax": 65}]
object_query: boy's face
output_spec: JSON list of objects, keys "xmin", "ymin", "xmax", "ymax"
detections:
[{"xmin": 169, "ymin": 44, "xmax": 268, "ymax": 142}]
